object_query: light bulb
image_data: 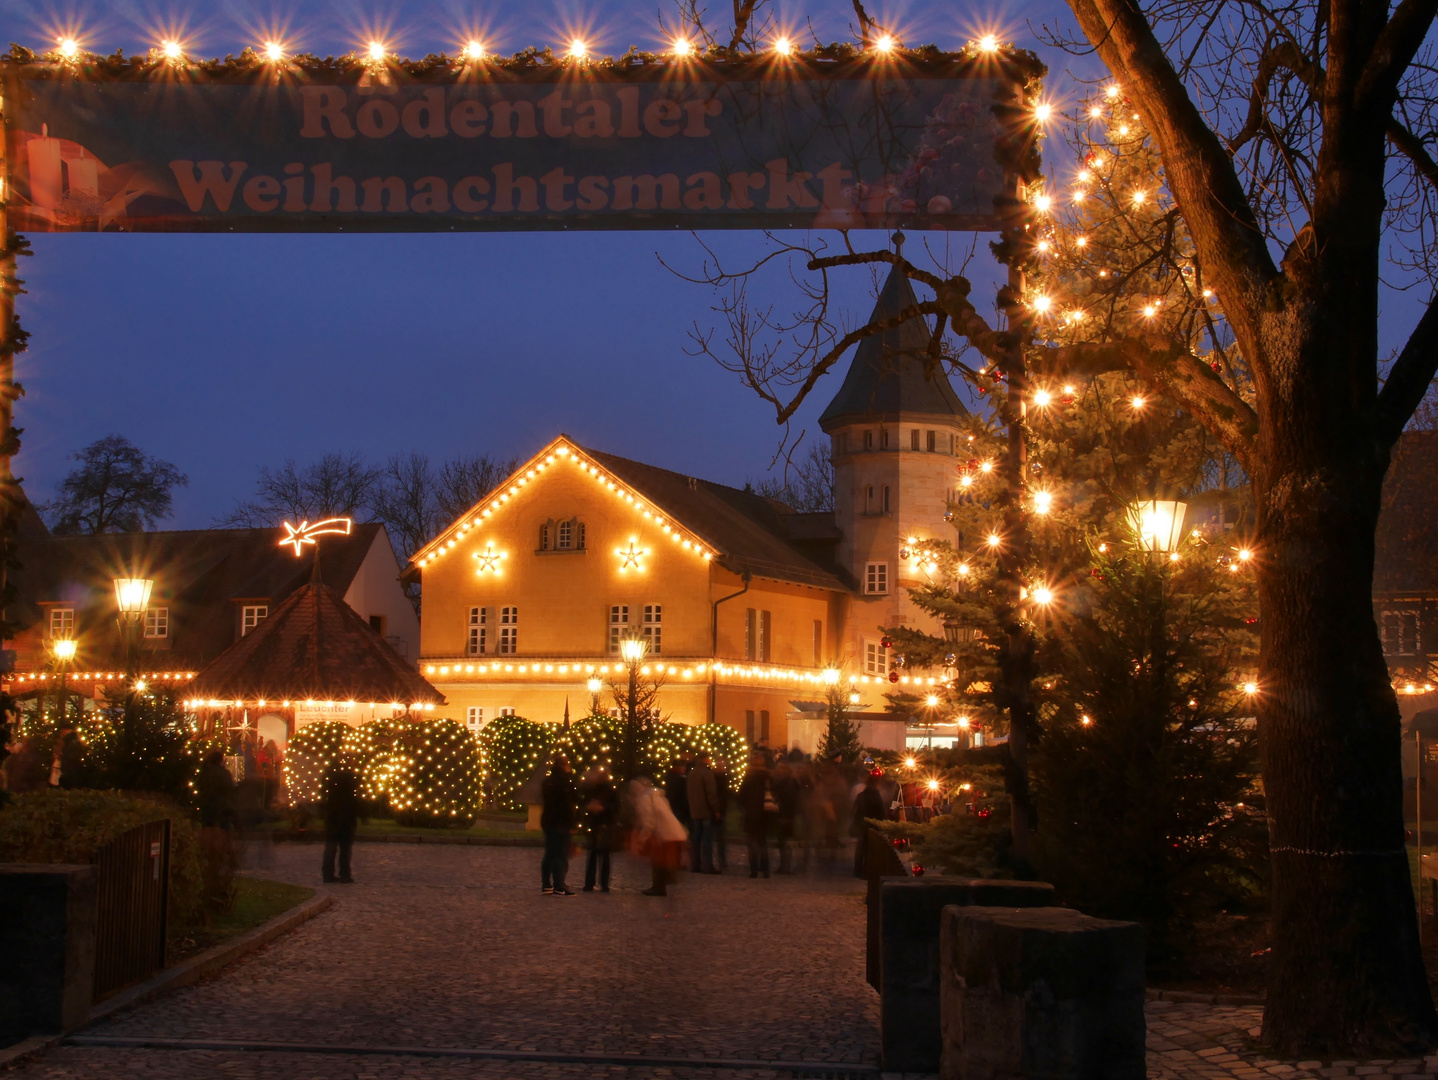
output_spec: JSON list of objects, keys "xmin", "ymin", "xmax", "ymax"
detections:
[
  {"xmin": 773, "ymin": 36, "xmax": 793, "ymax": 55},
  {"xmin": 264, "ymin": 41, "xmax": 284, "ymax": 61},
  {"xmin": 672, "ymin": 36, "xmax": 693, "ymax": 57},
  {"xmin": 1131, "ymin": 395, "xmax": 1147, "ymax": 409},
  {"xmin": 161, "ymin": 40, "xmax": 183, "ymax": 60},
  {"xmin": 987, "ymin": 533, "xmax": 1001, "ymax": 548},
  {"xmin": 1034, "ymin": 103, "xmax": 1052, "ymax": 122},
  {"xmin": 1033, "ymin": 389, "xmax": 1052, "ymax": 406},
  {"xmin": 464, "ymin": 40, "xmax": 485, "ymax": 59},
  {"xmin": 1031, "ymin": 294, "xmax": 1052, "ymax": 312},
  {"xmin": 1106, "ymin": 85, "xmax": 1120, "ymax": 99},
  {"xmin": 1032, "ymin": 586, "xmax": 1055, "ymax": 605},
  {"xmin": 873, "ymin": 34, "xmax": 895, "ymax": 53},
  {"xmin": 977, "ymin": 34, "xmax": 998, "ymax": 52},
  {"xmin": 1034, "ymin": 195, "xmax": 1052, "ymax": 212},
  {"xmin": 367, "ymin": 40, "xmax": 387, "ymax": 61},
  {"xmin": 58, "ymin": 38, "xmax": 79, "ymax": 58}
]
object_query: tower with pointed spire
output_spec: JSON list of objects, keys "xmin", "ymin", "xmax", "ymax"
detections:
[{"xmin": 818, "ymin": 252, "xmax": 969, "ymax": 674}]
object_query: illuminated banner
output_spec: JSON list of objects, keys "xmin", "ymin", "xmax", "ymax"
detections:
[{"xmin": 3, "ymin": 61, "xmax": 1022, "ymax": 232}]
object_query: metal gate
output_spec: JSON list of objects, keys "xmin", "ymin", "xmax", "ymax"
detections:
[{"xmin": 92, "ymin": 819, "xmax": 170, "ymax": 1000}]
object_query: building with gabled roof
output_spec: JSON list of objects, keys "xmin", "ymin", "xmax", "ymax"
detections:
[{"xmin": 409, "ymin": 264, "xmax": 970, "ymax": 750}]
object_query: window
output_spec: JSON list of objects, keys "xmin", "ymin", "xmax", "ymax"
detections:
[
  {"xmin": 576, "ymin": 521, "xmax": 586, "ymax": 550},
  {"xmin": 499, "ymin": 606, "xmax": 518, "ymax": 654},
  {"xmin": 950, "ymin": 434, "xmax": 957, "ymax": 454},
  {"xmin": 864, "ymin": 639, "xmax": 889, "ymax": 676},
  {"xmin": 467, "ymin": 607, "xmax": 487, "ymax": 656},
  {"xmin": 866, "ymin": 485, "xmax": 875, "ymax": 514},
  {"xmin": 759, "ymin": 610, "xmax": 772, "ymax": 662},
  {"xmin": 838, "ymin": 432, "xmax": 849, "ymax": 454},
  {"xmin": 882, "ymin": 485, "xmax": 891, "ymax": 514},
  {"xmin": 1383, "ymin": 610, "xmax": 1421, "ymax": 656},
  {"xmin": 745, "ymin": 709, "xmax": 756, "ymax": 742},
  {"xmin": 369, "ymin": 615, "xmax": 386, "ymax": 636},
  {"xmin": 927, "ymin": 430, "xmax": 937, "ymax": 452},
  {"xmin": 745, "ymin": 608, "xmax": 757, "ymax": 660},
  {"xmin": 609, "ymin": 605, "xmax": 630, "ymax": 654},
  {"xmin": 144, "ymin": 607, "xmax": 169, "ymax": 638},
  {"xmin": 880, "ymin": 428, "xmax": 890, "ymax": 449},
  {"xmin": 865, "ymin": 562, "xmax": 889, "ymax": 595},
  {"xmin": 465, "ymin": 706, "xmax": 484, "ymax": 731},
  {"xmin": 48, "ymin": 608, "xmax": 74, "ymax": 639},
  {"xmin": 558, "ymin": 520, "xmax": 572, "ymax": 549},
  {"xmin": 813, "ymin": 620, "xmax": 823, "ymax": 666},
  {"xmin": 863, "ymin": 430, "xmax": 874, "ymax": 450},
  {"xmin": 760, "ymin": 709, "xmax": 771, "ymax": 741},
  {"xmin": 643, "ymin": 604, "xmax": 662, "ymax": 654},
  {"xmin": 910, "ymin": 428, "xmax": 920, "ymax": 450},
  {"xmin": 499, "ymin": 706, "xmax": 516, "ymax": 717},
  {"xmin": 539, "ymin": 522, "xmax": 551, "ymax": 550},
  {"xmin": 241, "ymin": 605, "xmax": 267, "ymax": 636}
]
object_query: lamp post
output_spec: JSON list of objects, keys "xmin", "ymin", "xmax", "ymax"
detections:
[
  {"xmin": 619, "ymin": 635, "xmax": 648, "ymax": 782},
  {"xmin": 586, "ymin": 676, "xmax": 603, "ymax": 716},
  {"xmin": 113, "ymin": 577, "xmax": 153, "ymax": 683}
]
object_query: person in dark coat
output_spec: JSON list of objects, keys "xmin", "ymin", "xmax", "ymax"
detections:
[
  {"xmin": 685, "ymin": 751, "xmax": 721, "ymax": 874},
  {"xmin": 540, "ymin": 756, "xmax": 578, "ymax": 896},
  {"xmin": 737, "ymin": 756, "xmax": 773, "ymax": 878},
  {"xmin": 581, "ymin": 766, "xmax": 620, "ymax": 893},
  {"xmin": 712, "ymin": 758, "xmax": 731, "ymax": 871},
  {"xmin": 198, "ymin": 750, "xmax": 237, "ymax": 830},
  {"xmin": 852, "ymin": 771, "xmax": 888, "ymax": 879},
  {"xmin": 321, "ymin": 755, "xmax": 361, "ymax": 884},
  {"xmin": 771, "ymin": 759, "xmax": 802, "ymax": 874}
]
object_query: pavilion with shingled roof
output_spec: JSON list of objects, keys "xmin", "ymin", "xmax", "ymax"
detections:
[{"xmin": 187, "ymin": 580, "xmax": 443, "ymax": 751}]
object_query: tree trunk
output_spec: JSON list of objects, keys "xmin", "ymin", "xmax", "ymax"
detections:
[{"xmin": 1257, "ymin": 446, "xmax": 1438, "ymax": 1055}]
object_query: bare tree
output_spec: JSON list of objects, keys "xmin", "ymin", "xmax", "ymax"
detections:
[
  {"xmin": 748, "ymin": 440, "xmax": 835, "ymax": 512},
  {"xmin": 219, "ymin": 451, "xmax": 381, "ymax": 528},
  {"xmin": 371, "ymin": 452, "xmax": 517, "ymax": 562}
]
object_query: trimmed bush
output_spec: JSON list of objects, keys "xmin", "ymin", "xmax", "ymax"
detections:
[
  {"xmin": 684, "ymin": 722, "xmax": 750, "ymax": 789},
  {"xmin": 479, "ymin": 715, "xmax": 554, "ymax": 809},
  {"xmin": 558, "ymin": 715, "xmax": 624, "ymax": 777},
  {"xmin": 0, "ymin": 788, "xmax": 205, "ymax": 926},
  {"xmin": 283, "ymin": 721, "xmax": 366, "ymax": 805},
  {"xmin": 386, "ymin": 717, "xmax": 483, "ymax": 826}
]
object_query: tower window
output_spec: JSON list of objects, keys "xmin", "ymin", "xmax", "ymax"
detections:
[
  {"xmin": 910, "ymin": 428, "xmax": 920, "ymax": 450},
  {"xmin": 866, "ymin": 485, "xmax": 875, "ymax": 514},
  {"xmin": 882, "ymin": 485, "xmax": 891, "ymax": 514},
  {"xmin": 880, "ymin": 428, "xmax": 890, "ymax": 449},
  {"xmin": 864, "ymin": 430, "xmax": 874, "ymax": 451},
  {"xmin": 927, "ymin": 430, "xmax": 937, "ymax": 451},
  {"xmin": 865, "ymin": 562, "xmax": 889, "ymax": 594}
]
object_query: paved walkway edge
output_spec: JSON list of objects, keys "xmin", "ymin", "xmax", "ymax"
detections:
[
  {"xmin": 248, "ymin": 832, "xmax": 543, "ymax": 847},
  {"xmin": 1145, "ymin": 987, "xmax": 1265, "ymax": 1006},
  {"xmin": 63, "ymin": 1035, "xmax": 881, "ymax": 1075},
  {"xmin": 0, "ymin": 894, "xmax": 333, "ymax": 1072},
  {"xmin": 88, "ymin": 893, "xmax": 335, "ymax": 1026}
]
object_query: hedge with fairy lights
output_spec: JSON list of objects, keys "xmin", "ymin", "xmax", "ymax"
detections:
[
  {"xmin": 383, "ymin": 717, "xmax": 482, "ymax": 826},
  {"xmin": 683, "ymin": 722, "xmax": 749, "ymax": 789},
  {"xmin": 558, "ymin": 715, "xmax": 623, "ymax": 778},
  {"xmin": 284, "ymin": 721, "xmax": 366, "ymax": 805},
  {"xmin": 478, "ymin": 715, "xmax": 554, "ymax": 810}
]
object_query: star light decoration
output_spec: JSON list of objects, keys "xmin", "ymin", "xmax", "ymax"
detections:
[
  {"xmin": 279, "ymin": 516, "xmax": 353, "ymax": 555},
  {"xmin": 616, "ymin": 541, "xmax": 647, "ymax": 572},
  {"xmin": 473, "ymin": 545, "xmax": 505, "ymax": 575}
]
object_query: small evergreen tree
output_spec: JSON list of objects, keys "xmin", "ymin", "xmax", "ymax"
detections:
[
  {"xmin": 478, "ymin": 715, "xmax": 554, "ymax": 809},
  {"xmin": 1031, "ymin": 546, "xmax": 1264, "ymax": 970},
  {"xmin": 66, "ymin": 688, "xmax": 202, "ymax": 801},
  {"xmin": 818, "ymin": 685, "xmax": 863, "ymax": 764}
]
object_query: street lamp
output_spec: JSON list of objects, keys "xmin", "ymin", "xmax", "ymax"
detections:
[
  {"xmin": 113, "ymin": 576, "xmax": 153, "ymax": 681},
  {"xmin": 50, "ymin": 636, "xmax": 76, "ymax": 727},
  {"xmin": 619, "ymin": 635, "xmax": 649, "ymax": 781},
  {"xmin": 586, "ymin": 676, "xmax": 603, "ymax": 714},
  {"xmin": 1127, "ymin": 499, "xmax": 1188, "ymax": 554}
]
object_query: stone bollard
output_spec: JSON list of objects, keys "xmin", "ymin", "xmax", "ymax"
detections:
[
  {"xmin": 939, "ymin": 905, "xmax": 1145, "ymax": 1080},
  {"xmin": 879, "ymin": 878, "xmax": 1056, "ymax": 1073},
  {"xmin": 0, "ymin": 865, "xmax": 98, "ymax": 1042}
]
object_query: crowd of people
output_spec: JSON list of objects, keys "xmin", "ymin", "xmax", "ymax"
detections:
[{"xmin": 533, "ymin": 745, "xmax": 913, "ymax": 897}]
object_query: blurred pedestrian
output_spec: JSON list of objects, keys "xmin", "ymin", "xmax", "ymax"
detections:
[
  {"xmin": 630, "ymin": 776, "xmax": 687, "ymax": 896},
  {"xmin": 738, "ymin": 755, "xmax": 775, "ymax": 878},
  {"xmin": 198, "ymin": 749, "xmax": 237, "ymax": 829},
  {"xmin": 581, "ymin": 766, "xmax": 619, "ymax": 893},
  {"xmin": 852, "ymin": 770, "xmax": 887, "ymax": 879},
  {"xmin": 713, "ymin": 757, "xmax": 731, "ymax": 871},
  {"xmin": 686, "ymin": 751, "xmax": 721, "ymax": 873},
  {"xmin": 772, "ymin": 759, "xmax": 802, "ymax": 873},
  {"xmin": 321, "ymin": 754, "xmax": 361, "ymax": 884},
  {"xmin": 663, "ymin": 755, "xmax": 691, "ymax": 864},
  {"xmin": 541, "ymin": 756, "xmax": 578, "ymax": 896}
]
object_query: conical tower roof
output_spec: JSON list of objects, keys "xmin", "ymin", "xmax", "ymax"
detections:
[
  {"xmin": 191, "ymin": 582, "xmax": 442, "ymax": 706},
  {"xmin": 818, "ymin": 264, "xmax": 968, "ymax": 429}
]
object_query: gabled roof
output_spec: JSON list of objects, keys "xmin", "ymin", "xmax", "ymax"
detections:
[
  {"xmin": 9, "ymin": 520, "xmax": 387, "ymax": 670},
  {"xmin": 191, "ymin": 582, "xmax": 442, "ymax": 705},
  {"xmin": 818, "ymin": 264, "xmax": 969, "ymax": 429},
  {"xmin": 408, "ymin": 436, "xmax": 845, "ymax": 592},
  {"xmin": 1376, "ymin": 431, "xmax": 1438, "ymax": 596}
]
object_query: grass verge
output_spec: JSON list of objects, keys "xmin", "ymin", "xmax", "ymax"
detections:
[{"xmin": 168, "ymin": 877, "xmax": 314, "ymax": 963}]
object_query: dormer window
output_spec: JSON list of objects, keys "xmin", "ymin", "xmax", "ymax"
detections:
[
  {"xmin": 540, "ymin": 518, "xmax": 586, "ymax": 552},
  {"xmin": 539, "ymin": 522, "xmax": 551, "ymax": 550}
]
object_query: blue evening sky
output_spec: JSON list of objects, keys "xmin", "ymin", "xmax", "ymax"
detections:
[{"xmin": 0, "ymin": 0, "xmax": 1422, "ymax": 528}]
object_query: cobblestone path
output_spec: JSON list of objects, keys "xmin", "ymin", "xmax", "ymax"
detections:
[{"xmin": 10, "ymin": 844, "xmax": 1438, "ymax": 1079}]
